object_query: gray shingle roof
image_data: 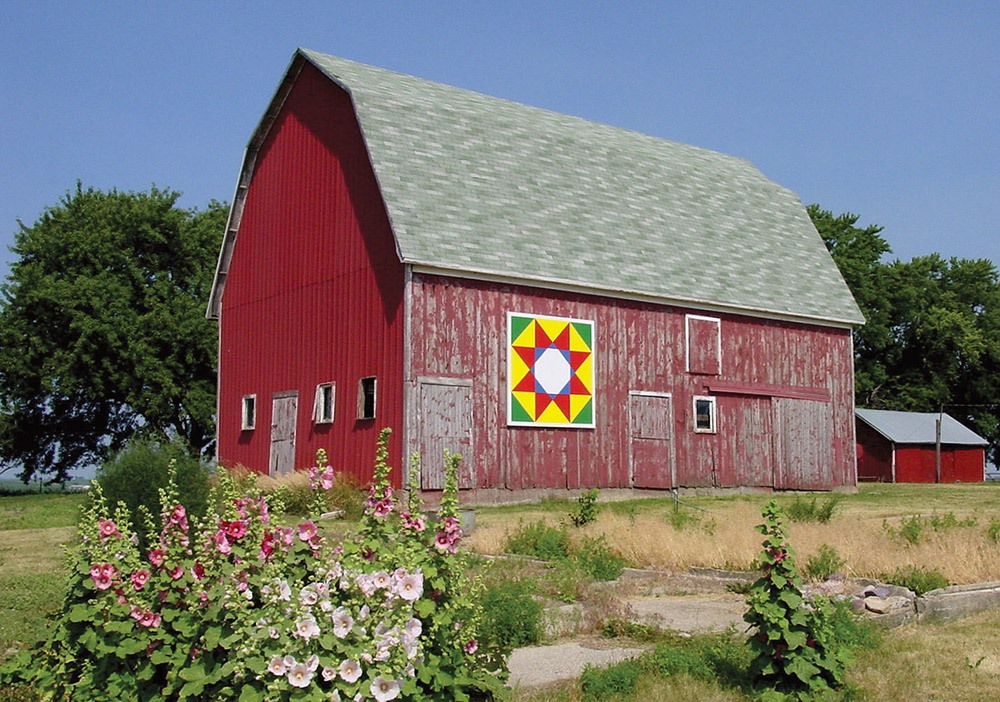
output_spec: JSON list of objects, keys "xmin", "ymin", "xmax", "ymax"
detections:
[
  {"xmin": 299, "ymin": 50, "xmax": 864, "ymax": 325},
  {"xmin": 856, "ymin": 409, "xmax": 988, "ymax": 446}
]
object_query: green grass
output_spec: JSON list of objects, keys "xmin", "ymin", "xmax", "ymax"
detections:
[{"xmin": 0, "ymin": 493, "xmax": 86, "ymax": 530}]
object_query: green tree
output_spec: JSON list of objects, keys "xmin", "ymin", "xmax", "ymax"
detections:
[
  {"xmin": 0, "ymin": 184, "xmax": 226, "ymax": 482},
  {"xmin": 810, "ymin": 205, "xmax": 1000, "ymax": 465}
]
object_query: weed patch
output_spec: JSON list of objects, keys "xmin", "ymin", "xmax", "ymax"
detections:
[
  {"xmin": 785, "ymin": 494, "xmax": 841, "ymax": 523},
  {"xmin": 804, "ymin": 544, "xmax": 846, "ymax": 580},
  {"xmin": 882, "ymin": 565, "xmax": 950, "ymax": 595},
  {"xmin": 505, "ymin": 520, "xmax": 572, "ymax": 560}
]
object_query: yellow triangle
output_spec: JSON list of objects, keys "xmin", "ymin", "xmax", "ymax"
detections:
[
  {"xmin": 570, "ymin": 394, "xmax": 592, "ymax": 421},
  {"xmin": 510, "ymin": 352, "xmax": 530, "ymax": 385},
  {"xmin": 536, "ymin": 317, "xmax": 568, "ymax": 344},
  {"xmin": 511, "ymin": 319, "xmax": 536, "ymax": 348},
  {"xmin": 569, "ymin": 324, "xmax": 591, "ymax": 352},
  {"xmin": 538, "ymin": 401, "xmax": 570, "ymax": 424},
  {"xmin": 574, "ymin": 355, "xmax": 594, "ymax": 393},
  {"xmin": 512, "ymin": 391, "xmax": 536, "ymax": 419}
]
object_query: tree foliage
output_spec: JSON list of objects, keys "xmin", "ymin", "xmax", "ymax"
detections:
[
  {"xmin": 810, "ymin": 205, "xmax": 1000, "ymax": 464},
  {"xmin": 0, "ymin": 184, "xmax": 226, "ymax": 482}
]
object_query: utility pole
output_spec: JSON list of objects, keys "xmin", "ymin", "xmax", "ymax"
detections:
[{"xmin": 935, "ymin": 405, "xmax": 943, "ymax": 483}]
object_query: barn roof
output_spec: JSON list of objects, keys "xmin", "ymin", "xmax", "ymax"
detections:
[
  {"xmin": 856, "ymin": 409, "xmax": 988, "ymax": 446},
  {"xmin": 209, "ymin": 49, "xmax": 864, "ymax": 326}
]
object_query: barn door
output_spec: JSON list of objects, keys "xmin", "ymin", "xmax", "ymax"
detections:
[
  {"xmin": 269, "ymin": 391, "xmax": 298, "ymax": 476},
  {"xmin": 417, "ymin": 379, "xmax": 473, "ymax": 490},
  {"xmin": 773, "ymin": 397, "xmax": 833, "ymax": 490},
  {"xmin": 629, "ymin": 391, "xmax": 675, "ymax": 488}
]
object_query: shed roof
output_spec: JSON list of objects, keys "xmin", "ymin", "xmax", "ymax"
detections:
[
  {"xmin": 856, "ymin": 409, "xmax": 988, "ymax": 446},
  {"xmin": 210, "ymin": 49, "xmax": 864, "ymax": 326}
]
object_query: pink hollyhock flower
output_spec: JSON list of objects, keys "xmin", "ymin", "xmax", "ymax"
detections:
[
  {"xmin": 372, "ymin": 500, "xmax": 392, "ymax": 518},
  {"xmin": 287, "ymin": 662, "xmax": 313, "ymax": 688},
  {"xmin": 371, "ymin": 675, "xmax": 402, "ymax": 702},
  {"xmin": 395, "ymin": 572, "xmax": 423, "ymax": 602},
  {"xmin": 191, "ymin": 562, "xmax": 205, "ymax": 580},
  {"xmin": 372, "ymin": 571, "xmax": 391, "ymax": 590},
  {"xmin": 404, "ymin": 618, "xmax": 422, "ymax": 638},
  {"xmin": 305, "ymin": 654, "xmax": 319, "ymax": 672},
  {"xmin": 168, "ymin": 565, "xmax": 184, "ymax": 580},
  {"xmin": 90, "ymin": 563, "xmax": 116, "ymax": 590},
  {"xmin": 295, "ymin": 616, "xmax": 320, "ymax": 640},
  {"xmin": 169, "ymin": 505, "xmax": 186, "ymax": 525},
  {"xmin": 139, "ymin": 610, "xmax": 161, "ymax": 628},
  {"xmin": 321, "ymin": 467, "xmax": 335, "ymax": 490},
  {"xmin": 339, "ymin": 658, "xmax": 362, "ymax": 683},
  {"xmin": 97, "ymin": 519, "xmax": 119, "ymax": 540},
  {"xmin": 297, "ymin": 521, "xmax": 318, "ymax": 542},
  {"xmin": 434, "ymin": 532, "xmax": 452, "ymax": 551},
  {"xmin": 321, "ymin": 666, "xmax": 337, "ymax": 682},
  {"xmin": 331, "ymin": 607, "xmax": 354, "ymax": 638},
  {"xmin": 212, "ymin": 531, "xmax": 232, "ymax": 555},
  {"xmin": 130, "ymin": 569, "xmax": 150, "ymax": 591},
  {"xmin": 267, "ymin": 655, "xmax": 287, "ymax": 676},
  {"xmin": 464, "ymin": 639, "xmax": 478, "ymax": 654},
  {"xmin": 148, "ymin": 549, "xmax": 166, "ymax": 567},
  {"xmin": 224, "ymin": 519, "xmax": 248, "ymax": 540}
]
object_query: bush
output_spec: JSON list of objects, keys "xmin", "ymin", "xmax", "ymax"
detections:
[
  {"xmin": 785, "ymin": 494, "xmax": 841, "ymax": 523},
  {"xmin": 1, "ymin": 431, "xmax": 505, "ymax": 701},
  {"xmin": 580, "ymin": 659, "xmax": 642, "ymax": 701},
  {"xmin": 804, "ymin": 544, "xmax": 846, "ymax": 581},
  {"xmin": 882, "ymin": 565, "xmax": 950, "ymax": 595},
  {"xmin": 576, "ymin": 535, "xmax": 627, "ymax": 581},
  {"xmin": 988, "ymin": 518, "xmax": 1000, "ymax": 544},
  {"xmin": 570, "ymin": 488, "xmax": 600, "ymax": 527},
  {"xmin": 95, "ymin": 437, "xmax": 210, "ymax": 537},
  {"xmin": 505, "ymin": 520, "xmax": 572, "ymax": 560},
  {"xmin": 478, "ymin": 578, "xmax": 543, "ymax": 651}
]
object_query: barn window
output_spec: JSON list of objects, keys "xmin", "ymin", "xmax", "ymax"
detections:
[
  {"xmin": 241, "ymin": 394, "xmax": 256, "ymax": 431},
  {"xmin": 693, "ymin": 396, "xmax": 716, "ymax": 433},
  {"xmin": 357, "ymin": 377, "xmax": 377, "ymax": 420},
  {"xmin": 686, "ymin": 315, "xmax": 721, "ymax": 375},
  {"xmin": 313, "ymin": 382, "xmax": 335, "ymax": 424}
]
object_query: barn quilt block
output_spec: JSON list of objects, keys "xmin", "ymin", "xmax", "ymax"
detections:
[{"xmin": 507, "ymin": 312, "xmax": 595, "ymax": 427}]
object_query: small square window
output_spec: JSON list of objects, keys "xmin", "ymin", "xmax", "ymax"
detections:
[
  {"xmin": 694, "ymin": 396, "xmax": 716, "ymax": 433},
  {"xmin": 241, "ymin": 394, "xmax": 256, "ymax": 430},
  {"xmin": 357, "ymin": 377, "xmax": 376, "ymax": 420},
  {"xmin": 314, "ymin": 382, "xmax": 335, "ymax": 424}
]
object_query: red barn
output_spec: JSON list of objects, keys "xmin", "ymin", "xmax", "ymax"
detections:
[
  {"xmin": 856, "ymin": 409, "xmax": 987, "ymax": 483},
  {"xmin": 207, "ymin": 49, "xmax": 865, "ymax": 498}
]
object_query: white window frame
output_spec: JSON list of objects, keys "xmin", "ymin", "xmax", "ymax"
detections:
[
  {"xmin": 685, "ymin": 314, "xmax": 722, "ymax": 375},
  {"xmin": 241, "ymin": 394, "xmax": 257, "ymax": 431},
  {"xmin": 357, "ymin": 377, "xmax": 377, "ymax": 420},
  {"xmin": 693, "ymin": 395, "xmax": 717, "ymax": 434},
  {"xmin": 313, "ymin": 382, "xmax": 336, "ymax": 424}
]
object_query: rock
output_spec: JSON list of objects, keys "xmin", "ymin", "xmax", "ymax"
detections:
[{"xmin": 864, "ymin": 595, "xmax": 912, "ymax": 614}]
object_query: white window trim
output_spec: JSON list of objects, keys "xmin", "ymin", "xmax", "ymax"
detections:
[
  {"xmin": 241, "ymin": 394, "xmax": 257, "ymax": 431},
  {"xmin": 693, "ymin": 395, "xmax": 717, "ymax": 434},
  {"xmin": 685, "ymin": 314, "xmax": 722, "ymax": 374},
  {"xmin": 313, "ymin": 382, "xmax": 336, "ymax": 424},
  {"xmin": 357, "ymin": 377, "xmax": 377, "ymax": 420}
]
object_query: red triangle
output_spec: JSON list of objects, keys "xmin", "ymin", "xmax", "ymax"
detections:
[
  {"xmin": 535, "ymin": 393, "xmax": 554, "ymax": 417},
  {"xmin": 515, "ymin": 345, "xmax": 537, "ymax": 368},
  {"xmin": 553, "ymin": 324, "xmax": 571, "ymax": 350},
  {"xmin": 570, "ymin": 350, "xmax": 591, "ymax": 370},
  {"xmin": 570, "ymin": 374, "xmax": 590, "ymax": 395},
  {"xmin": 514, "ymin": 372, "xmax": 536, "ymax": 393},
  {"xmin": 535, "ymin": 324, "xmax": 554, "ymax": 348},
  {"xmin": 552, "ymin": 393, "xmax": 572, "ymax": 420}
]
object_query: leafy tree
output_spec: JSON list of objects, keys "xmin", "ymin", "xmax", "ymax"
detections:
[
  {"xmin": 0, "ymin": 184, "xmax": 226, "ymax": 482},
  {"xmin": 810, "ymin": 205, "xmax": 1000, "ymax": 465}
]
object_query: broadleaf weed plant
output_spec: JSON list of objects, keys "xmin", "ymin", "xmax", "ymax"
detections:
[
  {"xmin": 0, "ymin": 430, "xmax": 504, "ymax": 701},
  {"xmin": 569, "ymin": 488, "xmax": 600, "ymax": 527},
  {"xmin": 743, "ymin": 500, "xmax": 852, "ymax": 700}
]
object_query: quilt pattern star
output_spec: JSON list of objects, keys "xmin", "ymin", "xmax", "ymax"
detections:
[{"xmin": 507, "ymin": 312, "xmax": 595, "ymax": 427}]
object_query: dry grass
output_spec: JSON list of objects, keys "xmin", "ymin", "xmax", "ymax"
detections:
[
  {"xmin": 850, "ymin": 609, "xmax": 1000, "ymax": 701},
  {"xmin": 467, "ymin": 484, "xmax": 1000, "ymax": 584}
]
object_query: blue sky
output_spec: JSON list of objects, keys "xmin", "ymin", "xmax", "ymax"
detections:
[{"xmin": 1, "ymin": 1, "xmax": 997, "ymax": 281}]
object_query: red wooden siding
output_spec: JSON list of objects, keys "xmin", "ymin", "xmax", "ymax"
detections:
[
  {"xmin": 856, "ymin": 420, "xmax": 893, "ymax": 481},
  {"xmin": 217, "ymin": 63, "xmax": 405, "ymax": 484},
  {"xmin": 894, "ymin": 445, "xmax": 985, "ymax": 483},
  {"xmin": 405, "ymin": 273, "xmax": 856, "ymax": 493}
]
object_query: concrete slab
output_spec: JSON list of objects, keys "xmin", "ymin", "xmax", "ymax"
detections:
[{"xmin": 507, "ymin": 640, "xmax": 646, "ymax": 689}]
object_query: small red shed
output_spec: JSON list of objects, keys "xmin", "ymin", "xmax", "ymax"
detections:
[
  {"xmin": 856, "ymin": 409, "xmax": 987, "ymax": 483},
  {"xmin": 207, "ymin": 49, "xmax": 865, "ymax": 499}
]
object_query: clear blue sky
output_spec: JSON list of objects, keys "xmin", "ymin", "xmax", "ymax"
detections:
[{"xmin": 2, "ymin": 1, "xmax": 997, "ymax": 281}]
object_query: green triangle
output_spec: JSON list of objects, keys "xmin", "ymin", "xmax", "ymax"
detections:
[
  {"xmin": 572, "ymin": 398, "xmax": 593, "ymax": 425},
  {"xmin": 510, "ymin": 315, "xmax": 532, "ymax": 343},
  {"xmin": 510, "ymin": 395, "xmax": 533, "ymax": 423},
  {"xmin": 572, "ymin": 321, "xmax": 593, "ymax": 349}
]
